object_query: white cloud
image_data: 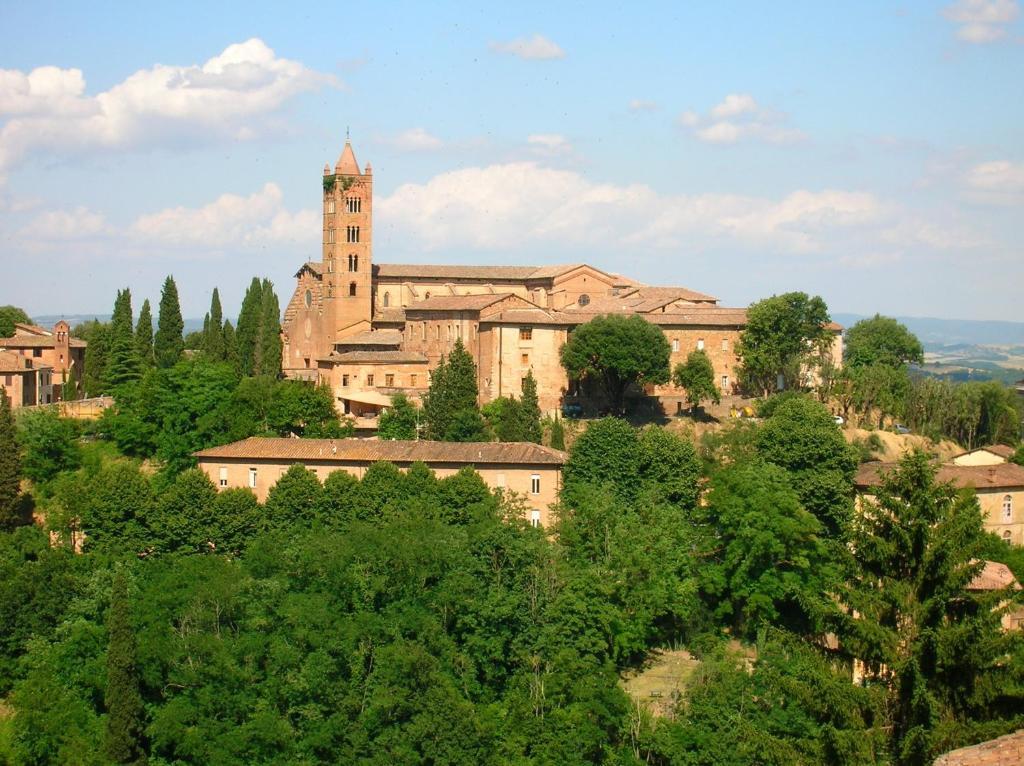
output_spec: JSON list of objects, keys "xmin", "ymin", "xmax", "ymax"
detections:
[
  {"xmin": 628, "ymin": 99, "xmax": 659, "ymax": 112},
  {"xmin": 382, "ymin": 127, "xmax": 444, "ymax": 152},
  {"xmin": 489, "ymin": 34, "xmax": 565, "ymax": 60},
  {"xmin": 18, "ymin": 207, "xmax": 112, "ymax": 241},
  {"xmin": 527, "ymin": 133, "xmax": 572, "ymax": 156},
  {"xmin": 678, "ymin": 93, "xmax": 806, "ymax": 145},
  {"xmin": 963, "ymin": 159, "xmax": 1024, "ymax": 205},
  {"xmin": 377, "ymin": 161, "xmax": 884, "ymax": 255},
  {"xmin": 943, "ymin": 0, "xmax": 1019, "ymax": 43},
  {"xmin": 0, "ymin": 38, "xmax": 338, "ymax": 171}
]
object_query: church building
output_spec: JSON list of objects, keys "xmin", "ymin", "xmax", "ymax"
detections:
[{"xmin": 281, "ymin": 140, "xmax": 841, "ymax": 420}]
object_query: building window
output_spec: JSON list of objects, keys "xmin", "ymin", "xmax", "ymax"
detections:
[
  {"xmin": 349, "ymin": 282, "xmax": 357, "ymax": 297},
  {"xmin": 346, "ymin": 197, "xmax": 361, "ymax": 213},
  {"xmin": 326, "ymin": 199, "xmax": 336, "ymax": 214},
  {"xmin": 446, "ymin": 325, "xmax": 451, "ymax": 341},
  {"xmin": 721, "ymin": 375, "xmax": 729, "ymax": 389},
  {"xmin": 410, "ymin": 374, "xmax": 418, "ymax": 387},
  {"xmin": 348, "ymin": 254, "xmax": 359, "ymax": 272},
  {"xmin": 342, "ymin": 374, "xmax": 349, "ymax": 387},
  {"xmin": 347, "ymin": 226, "xmax": 360, "ymax": 243},
  {"xmin": 304, "ymin": 289, "xmax": 312, "ymax": 308},
  {"xmin": 421, "ymin": 323, "xmax": 426, "ymax": 340},
  {"xmin": 33, "ymin": 349, "xmax": 42, "ymax": 358},
  {"xmin": 697, "ymin": 338, "xmax": 705, "ymax": 351},
  {"xmin": 531, "ymin": 474, "xmax": 541, "ymax": 494},
  {"xmin": 248, "ymin": 468, "xmax": 257, "ymax": 489},
  {"xmin": 520, "ymin": 328, "xmax": 532, "ymax": 341},
  {"xmin": 366, "ymin": 374, "xmax": 375, "ymax": 387},
  {"xmin": 722, "ymin": 338, "xmax": 729, "ymax": 351},
  {"xmin": 219, "ymin": 467, "xmax": 228, "ymax": 488},
  {"xmin": 1004, "ymin": 530, "xmax": 1013, "ymax": 541},
  {"xmin": 1004, "ymin": 495, "xmax": 1013, "ymax": 520},
  {"xmin": 521, "ymin": 353, "xmax": 529, "ymax": 365},
  {"xmin": 328, "ymin": 257, "xmax": 335, "ymax": 273},
  {"xmin": 578, "ymin": 294, "xmax": 590, "ymax": 307},
  {"xmin": 327, "ymin": 228, "xmax": 335, "ymax": 244},
  {"xmin": 383, "ymin": 291, "xmax": 390, "ymax": 307},
  {"xmin": 530, "ymin": 509, "xmax": 541, "ymax": 528},
  {"xmin": 672, "ymin": 338, "xmax": 680, "ymax": 352},
  {"xmin": 385, "ymin": 373, "xmax": 394, "ymax": 387},
  {"xmin": 435, "ymin": 325, "xmax": 440, "ymax": 340}
]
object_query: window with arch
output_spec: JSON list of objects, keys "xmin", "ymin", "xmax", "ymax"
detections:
[
  {"xmin": 383, "ymin": 291, "xmax": 390, "ymax": 307},
  {"xmin": 304, "ymin": 289, "xmax": 312, "ymax": 308},
  {"xmin": 1004, "ymin": 494, "xmax": 1013, "ymax": 520},
  {"xmin": 349, "ymin": 282, "xmax": 357, "ymax": 297},
  {"xmin": 327, "ymin": 228, "xmax": 335, "ymax": 244},
  {"xmin": 346, "ymin": 197, "xmax": 361, "ymax": 213},
  {"xmin": 326, "ymin": 199, "xmax": 336, "ymax": 214},
  {"xmin": 346, "ymin": 226, "xmax": 360, "ymax": 243},
  {"xmin": 348, "ymin": 254, "xmax": 359, "ymax": 272},
  {"xmin": 1004, "ymin": 530, "xmax": 1013, "ymax": 542},
  {"xmin": 327, "ymin": 257, "xmax": 335, "ymax": 273}
]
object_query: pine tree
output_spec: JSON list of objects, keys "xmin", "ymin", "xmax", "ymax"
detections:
[
  {"xmin": 422, "ymin": 340, "xmax": 481, "ymax": 441},
  {"xmin": 104, "ymin": 571, "xmax": 147, "ymax": 765},
  {"xmin": 549, "ymin": 415, "xmax": 566, "ymax": 451},
  {"xmin": 204, "ymin": 287, "xmax": 225, "ymax": 360},
  {"xmin": 0, "ymin": 387, "xmax": 22, "ymax": 531},
  {"xmin": 80, "ymin": 320, "xmax": 110, "ymax": 396},
  {"xmin": 518, "ymin": 371, "xmax": 543, "ymax": 443},
  {"xmin": 154, "ymin": 276, "xmax": 184, "ymax": 369},
  {"xmin": 135, "ymin": 299, "xmax": 154, "ymax": 367},
  {"xmin": 222, "ymin": 320, "xmax": 239, "ymax": 371},
  {"xmin": 235, "ymin": 277, "xmax": 264, "ymax": 376},
  {"xmin": 105, "ymin": 289, "xmax": 142, "ymax": 389},
  {"xmin": 255, "ymin": 279, "xmax": 281, "ymax": 376}
]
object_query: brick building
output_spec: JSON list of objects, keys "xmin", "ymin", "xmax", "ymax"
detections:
[
  {"xmin": 281, "ymin": 140, "xmax": 842, "ymax": 419},
  {"xmin": 0, "ymin": 321, "xmax": 86, "ymax": 404}
]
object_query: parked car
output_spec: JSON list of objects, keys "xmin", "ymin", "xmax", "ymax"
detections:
[
  {"xmin": 833, "ymin": 415, "xmax": 844, "ymax": 425},
  {"xmin": 894, "ymin": 423, "xmax": 910, "ymax": 434},
  {"xmin": 561, "ymin": 402, "xmax": 584, "ymax": 418}
]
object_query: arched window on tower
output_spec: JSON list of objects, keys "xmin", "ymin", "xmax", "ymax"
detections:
[
  {"xmin": 349, "ymin": 282, "xmax": 357, "ymax": 297},
  {"xmin": 348, "ymin": 254, "xmax": 359, "ymax": 272},
  {"xmin": 383, "ymin": 291, "xmax": 390, "ymax": 307}
]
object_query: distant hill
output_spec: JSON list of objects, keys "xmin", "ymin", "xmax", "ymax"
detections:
[{"xmin": 832, "ymin": 313, "xmax": 1024, "ymax": 349}]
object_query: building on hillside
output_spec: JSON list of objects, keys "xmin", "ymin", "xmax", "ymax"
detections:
[
  {"xmin": 0, "ymin": 350, "xmax": 53, "ymax": 408},
  {"xmin": 194, "ymin": 437, "xmax": 566, "ymax": 526},
  {"xmin": 966, "ymin": 560, "xmax": 1024, "ymax": 632},
  {"xmin": 0, "ymin": 321, "xmax": 86, "ymax": 401},
  {"xmin": 854, "ymin": 461, "xmax": 1024, "ymax": 545},
  {"xmin": 281, "ymin": 139, "xmax": 843, "ymax": 419},
  {"xmin": 952, "ymin": 445, "xmax": 1016, "ymax": 466}
]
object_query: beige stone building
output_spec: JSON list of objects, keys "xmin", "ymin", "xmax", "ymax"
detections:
[
  {"xmin": 194, "ymin": 437, "xmax": 566, "ymax": 527},
  {"xmin": 1, "ymin": 321, "xmax": 86, "ymax": 403},
  {"xmin": 855, "ymin": 460, "xmax": 1024, "ymax": 546},
  {"xmin": 0, "ymin": 350, "xmax": 53, "ymax": 408},
  {"xmin": 281, "ymin": 140, "xmax": 843, "ymax": 419}
]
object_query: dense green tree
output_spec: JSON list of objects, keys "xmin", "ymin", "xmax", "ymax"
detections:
[
  {"xmin": 264, "ymin": 464, "xmax": 323, "ymax": 530},
  {"xmin": 559, "ymin": 314, "xmax": 671, "ymax": 413},
  {"xmin": 235, "ymin": 277, "xmax": 264, "ymax": 376},
  {"xmin": 209, "ymin": 488, "xmax": 260, "ymax": 555},
  {"xmin": 0, "ymin": 305, "xmax": 31, "ymax": 337},
  {"xmin": 637, "ymin": 425, "xmax": 702, "ymax": 510},
  {"xmin": 321, "ymin": 470, "xmax": 361, "ymax": 526},
  {"xmin": 154, "ymin": 276, "xmax": 184, "ymax": 368},
  {"xmin": 378, "ymin": 393, "xmax": 420, "ymax": 440},
  {"xmin": 221, "ymin": 319, "xmax": 238, "ymax": 370},
  {"xmin": 422, "ymin": 340, "xmax": 481, "ymax": 440},
  {"xmin": 518, "ymin": 371, "xmax": 543, "ymax": 443},
  {"xmin": 80, "ymin": 461, "xmax": 155, "ymax": 554},
  {"xmin": 135, "ymin": 298, "xmax": 154, "ymax": 368},
  {"xmin": 563, "ymin": 417, "xmax": 642, "ymax": 505},
  {"xmin": 255, "ymin": 279, "xmax": 282, "ymax": 376},
  {"xmin": 105, "ymin": 289, "xmax": 142, "ymax": 389},
  {"xmin": 756, "ymin": 395, "xmax": 858, "ymax": 536},
  {"xmin": 16, "ymin": 409, "xmax": 81, "ymax": 485},
  {"xmin": 672, "ymin": 348, "xmax": 721, "ymax": 411},
  {"xmin": 104, "ymin": 571, "xmax": 148, "ymax": 765},
  {"xmin": 0, "ymin": 387, "xmax": 22, "ymax": 531},
  {"xmin": 76, "ymin": 319, "xmax": 110, "ymax": 396},
  {"xmin": 736, "ymin": 292, "xmax": 832, "ymax": 396},
  {"xmin": 549, "ymin": 415, "xmax": 566, "ymax": 450},
  {"xmin": 835, "ymin": 452, "xmax": 1024, "ymax": 765},
  {"xmin": 845, "ymin": 314, "xmax": 924, "ymax": 369},
  {"xmin": 356, "ymin": 461, "xmax": 408, "ymax": 520},
  {"xmin": 152, "ymin": 468, "xmax": 219, "ymax": 553},
  {"xmin": 848, "ymin": 362, "xmax": 911, "ymax": 428},
  {"xmin": 203, "ymin": 287, "xmax": 225, "ymax": 360},
  {"xmin": 700, "ymin": 461, "xmax": 835, "ymax": 637}
]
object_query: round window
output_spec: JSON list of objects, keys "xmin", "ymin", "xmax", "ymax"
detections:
[
  {"xmin": 304, "ymin": 289, "xmax": 313, "ymax": 308},
  {"xmin": 578, "ymin": 293, "xmax": 591, "ymax": 307}
]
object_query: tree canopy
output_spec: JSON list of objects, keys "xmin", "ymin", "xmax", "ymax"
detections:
[
  {"xmin": 844, "ymin": 314, "xmax": 924, "ymax": 369},
  {"xmin": 672, "ymin": 348, "xmax": 721, "ymax": 411},
  {"xmin": 154, "ymin": 276, "xmax": 184, "ymax": 369}
]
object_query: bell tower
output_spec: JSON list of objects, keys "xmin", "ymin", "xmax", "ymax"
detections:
[{"xmin": 323, "ymin": 139, "xmax": 373, "ymax": 338}]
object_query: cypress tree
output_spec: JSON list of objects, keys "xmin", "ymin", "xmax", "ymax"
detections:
[
  {"xmin": 81, "ymin": 320, "xmax": 110, "ymax": 396},
  {"xmin": 204, "ymin": 287, "xmax": 225, "ymax": 360},
  {"xmin": 105, "ymin": 289, "xmax": 141, "ymax": 389},
  {"xmin": 222, "ymin": 320, "xmax": 239, "ymax": 371},
  {"xmin": 235, "ymin": 278, "xmax": 264, "ymax": 376},
  {"xmin": 518, "ymin": 370, "xmax": 543, "ymax": 443},
  {"xmin": 549, "ymin": 415, "xmax": 566, "ymax": 451},
  {"xmin": 0, "ymin": 387, "xmax": 22, "ymax": 531},
  {"xmin": 135, "ymin": 299, "xmax": 154, "ymax": 367},
  {"xmin": 422, "ymin": 340, "xmax": 480, "ymax": 440},
  {"xmin": 255, "ymin": 280, "xmax": 282, "ymax": 376},
  {"xmin": 154, "ymin": 276, "xmax": 184, "ymax": 369},
  {"xmin": 104, "ymin": 571, "xmax": 147, "ymax": 764}
]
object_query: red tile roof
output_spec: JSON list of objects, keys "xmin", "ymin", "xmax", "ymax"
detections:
[
  {"xmin": 933, "ymin": 729, "xmax": 1024, "ymax": 765},
  {"xmin": 334, "ymin": 329, "xmax": 403, "ymax": 347},
  {"xmin": 405, "ymin": 293, "xmax": 518, "ymax": 312},
  {"xmin": 855, "ymin": 461, "xmax": 1024, "ymax": 491},
  {"xmin": 967, "ymin": 561, "xmax": 1021, "ymax": 592},
  {"xmin": 319, "ymin": 350, "xmax": 428, "ymax": 364},
  {"xmin": 195, "ymin": 437, "xmax": 567, "ymax": 465}
]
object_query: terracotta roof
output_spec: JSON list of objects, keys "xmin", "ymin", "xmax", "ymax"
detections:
[
  {"xmin": 13, "ymin": 323, "xmax": 48, "ymax": 336},
  {"xmin": 967, "ymin": 561, "xmax": 1021, "ymax": 592},
  {"xmin": 955, "ymin": 445, "xmax": 1016, "ymax": 461},
  {"xmin": 482, "ymin": 308, "xmax": 566, "ymax": 326},
  {"xmin": 295, "ymin": 261, "xmax": 323, "ymax": 278},
  {"xmin": 335, "ymin": 141, "xmax": 360, "ymax": 176},
  {"xmin": 0, "ymin": 351, "xmax": 52, "ymax": 371},
  {"xmin": 933, "ymin": 729, "xmax": 1024, "ymax": 765},
  {"xmin": 375, "ymin": 264, "xmax": 541, "ymax": 280},
  {"xmin": 855, "ymin": 461, "xmax": 1024, "ymax": 491},
  {"xmin": 195, "ymin": 437, "xmax": 567, "ymax": 466},
  {"xmin": 372, "ymin": 308, "xmax": 407, "ymax": 324},
  {"xmin": 320, "ymin": 350, "xmax": 429, "ymax": 364},
  {"xmin": 528, "ymin": 263, "xmax": 587, "ymax": 279},
  {"xmin": 2, "ymin": 335, "xmax": 86, "ymax": 349},
  {"xmin": 405, "ymin": 293, "xmax": 517, "ymax": 312},
  {"xmin": 334, "ymin": 329, "xmax": 403, "ymax": 347}
]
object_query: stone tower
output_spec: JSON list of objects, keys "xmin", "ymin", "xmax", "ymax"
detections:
[{"xmin": 323, "ymin": 140, "xmax": 373, "ymax": 337}]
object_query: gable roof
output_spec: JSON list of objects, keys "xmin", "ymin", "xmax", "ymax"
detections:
[
  {"xmin": 933, "ymin": 729, "xmax": 1024, "ymax": 765},
  {"xmin": 195, "ymin": 437, "xmax": 567, "ymax": 466},
  {"xmin": 855, "ymin": 461, "xmax": 1024, "ymax": 491},
  {"xmin": 967, "ymin": 561, "xmax": 1020, "ymax": 592},
  {"xmin": 956, "ymin": 445, "xmax": 1016, "ymax": 461},
  {"xmin": 294, "ymin": 261, "xmax": 323, "ymax": 278},
  {"xmin": 334, "ymin": 329, "xmax": 403, "ymax": 347},
  {"xmin": 373, "ymin": 263, "xmax": 618, "ymax": 283}
]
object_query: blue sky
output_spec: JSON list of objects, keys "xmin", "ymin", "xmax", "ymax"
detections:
[{"xmin": 1, "ymin": 1, "xmax": 1021, "ymax": 321}]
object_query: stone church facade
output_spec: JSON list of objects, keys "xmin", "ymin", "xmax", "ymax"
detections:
[{"xmin": 282, "ymin": 140, "xmax": 841, "ymax": 419}]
